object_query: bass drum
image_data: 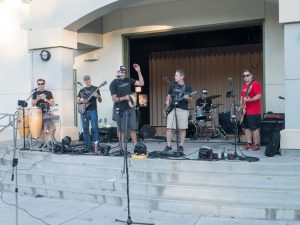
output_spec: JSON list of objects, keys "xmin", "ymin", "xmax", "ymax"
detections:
[{"xmin": 186, "ymin": 121, "xmax": 200, "ymax": 138}]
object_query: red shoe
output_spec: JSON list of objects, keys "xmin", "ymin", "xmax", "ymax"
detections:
[
  {"xmin": 242, "ymin": 143, "xmax": 253, "ymax": 150},
  {"xmin": 250, "ymin": 144, "xmax": 260, "ymax": 151}
]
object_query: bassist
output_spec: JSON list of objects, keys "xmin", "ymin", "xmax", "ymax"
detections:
[
  {"xmin": 76, "ymin": 75, "xmax": 102, "ymax": 152},
  {"xmin": 238, "ymin": 69, "xmax": 262, "ymax": 151}
]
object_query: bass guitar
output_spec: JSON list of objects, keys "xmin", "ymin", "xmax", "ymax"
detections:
[
  {"xmin": 78, "ymin": 81, "xmax": 107, "ymax": 114},
  {"xmin": 164, "ymin": 90, "xmax": 198, "ymax": 115},
  {"xmin": 240, "ymin": 82, "xmax": 253, "ymax": 125}
]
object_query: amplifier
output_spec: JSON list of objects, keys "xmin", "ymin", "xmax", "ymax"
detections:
[
  {"xmin": 263, "ymin": 113, "xmax": 284, "ymax": 121},
  {"xmin": 261, "ymin": 120, "xmax": 284, "ymax": 146}
]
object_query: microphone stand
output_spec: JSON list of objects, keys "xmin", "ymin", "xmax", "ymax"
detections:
[
  {"xmin": 115, "ymin": 110, "xmax": 153, "ymax": 225},
  {"xmin": 228, "ymin": 80, "xmax": 240, "ymax": 159},
  {"xmin": 11, "ymin": 113, "xmax": 19, "ymax": 225}
]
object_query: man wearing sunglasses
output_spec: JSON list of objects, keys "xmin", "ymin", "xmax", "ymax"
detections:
[
  {"xmin": 32, "ymin": 78, "xmax": 55, "ymax": 148},
  {"xmin": 239, "ymin": 69, "xmax": 262, "ymax": 151},
  {"xmin": 32, "ymin": 79, "xmax": 54, "ymax": 112}
]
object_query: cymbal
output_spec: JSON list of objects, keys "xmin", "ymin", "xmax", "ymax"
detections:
[
  {"xmin": 211, "ymin": 104, "xmax": 223, "ymax": 109},
  {"xmin": 208, "ymin": 94, "xmax": 222, "ymax": 99}
]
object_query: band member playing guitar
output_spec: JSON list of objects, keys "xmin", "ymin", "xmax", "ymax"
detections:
[
  {"xmin": 109, "ymin": 64, "xmax": 144, "ymax": 150},
  {"xmin": 238, "ymin": 69, "xmax": 262, "ymax": 151},
  {"xmin": 165, "ymin": 69, "xmax": 193, "ymax": 152},
  {"xmin": 76, "ymin": 75, "xmax": 102, "ymax": 152},
  {"xmin": 32, "ymin": 78, "xmax": 55, "ymax": 148}
]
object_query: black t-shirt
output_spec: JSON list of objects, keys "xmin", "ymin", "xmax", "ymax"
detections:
[
  {"xmin": 109, "ymin": 77, "xmax": 136, "ymax": 114},
  {"xmin": 32, "ymin": 90, "xmax": 53, "ymax": 113},
  {"xmin": 168, "ymin": 83, "xmax": 192, "ymax": 110},
  {"xmin": 77, "ymin": 86, "xmax": 100, "ymax": 111},
  {"xmin": 196, "ymin": 97, "xmax": 212, "ymax": 112}
]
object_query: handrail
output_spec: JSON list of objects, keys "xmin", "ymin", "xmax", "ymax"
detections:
[{"xmin": 0, "ymin": 113, "xmax": 17, "ymax": 133}]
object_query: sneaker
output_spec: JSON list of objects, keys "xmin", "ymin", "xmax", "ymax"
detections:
[
  {"xmin": 164, "ymin": 146, "xmax": 172, "ymax": 151},
  {"xmin": 250, "ymin": 144, "xmax": 260, "ymax": 151},
  {"xmin": 178, "ymin": 146, "xmax": 184, "ymax": 151},
  {"xmin": 242, "ymin": 143, "xmax": 253, "ymax": 150}
]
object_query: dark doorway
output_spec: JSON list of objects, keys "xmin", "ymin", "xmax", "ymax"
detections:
[{"xmin": 129, "ymin": 25, "xmax": 263, "ymax": 127}]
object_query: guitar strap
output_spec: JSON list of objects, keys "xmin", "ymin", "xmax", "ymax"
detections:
[{"xmin": 245, "ymin": 80, "xmax": 254, "ymax": 98}]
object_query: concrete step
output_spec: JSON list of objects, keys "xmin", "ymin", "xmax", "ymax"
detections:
[
  {"xmin": 0, "ymin": 181, "xmax": 299, "ymax": 221},
  {"xmin": 3, "ymin": 150, "xmax": 300, "ymax": 177},
  {"xmin": 2, "ymin": 165, "xmax": 300, "ymax": 193}
]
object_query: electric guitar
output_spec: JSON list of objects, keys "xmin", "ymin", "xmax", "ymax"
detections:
[
  {"xmin": 164, "ymin": 91, "xmax": 198, "ymax": 115},
  {"xmin": 78, "ymin": 81, "xmax": 107, "ymax": 114},
  {"xmin": 240, "ymin": 83, "xmax": 253, "ymax": 125}
]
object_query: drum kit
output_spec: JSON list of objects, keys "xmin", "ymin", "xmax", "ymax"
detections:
[
  {"xmin": 17, "ymin": 106, "xmax": 59, "ymax": 150},
  {"xmin": 187, "ymin": 94, "xmax": 227, "ymax": 139}
]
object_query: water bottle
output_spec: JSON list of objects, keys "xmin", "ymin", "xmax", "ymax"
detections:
[
  {"xmin": 99, "ymin": 118, "xmax": 102, "ymax": 128},
  {"xmin": 94, "ymin": 141, "xmax": 99, "ymax": 155},
  {"xmin": 104, "ymin": 118, "xmax": 107, "ymax": 127}
]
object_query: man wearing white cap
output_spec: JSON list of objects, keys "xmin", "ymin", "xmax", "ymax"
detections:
[{"xmin": 109, "ymin": 64, "xmax": 144, "ymax": 150}]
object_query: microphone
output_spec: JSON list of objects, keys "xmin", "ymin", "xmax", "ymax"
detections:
[
  {"xmin": 162, "ymin": 76, "xmax": 168, "ymax": 80},
  {"xmin": 31, "ymin": 88, "xmax": 37, "ymax": 92},
  {"xmin": 77, "ymin": 82, "xmax": 82, "ymax": 86},
  {"xmin": 278, "ymin": 96, "xmax": 285, "ymax": 100}
]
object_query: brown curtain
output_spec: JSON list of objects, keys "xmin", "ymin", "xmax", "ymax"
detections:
[{"xmin": 149, "ymin": 44, "xmax": 263, "ymax": 127}]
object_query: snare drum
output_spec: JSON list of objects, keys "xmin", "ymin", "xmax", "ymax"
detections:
[
  {"xmin": 195, "ymin": 108, "xmax": 206, "ymax": 120},
  {"xmin": 17, "ymin": 108, "xmax": 30, "ymax": 138},
  {"xmin": 186, "ymin": 121, "xmax": 200, "ymax": 138},
  {"xmin": 28, "ymin": 107, "xmax": 42, "ymax": 138}
]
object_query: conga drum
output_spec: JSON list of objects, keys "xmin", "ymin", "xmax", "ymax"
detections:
[
  {"xmin": 17, "ymin": 108, "xmax": 30, "ymax": 138},
  {"xmin": 28, "ymin": 107, "xmax": 42, "ymax": 138}
]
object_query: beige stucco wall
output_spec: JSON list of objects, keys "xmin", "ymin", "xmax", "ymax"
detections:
[{"xmin": 0, "ymin": 0, "xmax": 285, "ymax": 141}]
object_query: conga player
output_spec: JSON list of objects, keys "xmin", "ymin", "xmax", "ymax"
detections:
[{"xmin": 32, "ymin": 79, "xmax": 55, "ymax": 148}]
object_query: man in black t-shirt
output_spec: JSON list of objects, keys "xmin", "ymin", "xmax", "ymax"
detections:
[
  {"xmin": 109, "ymin": 64, "xmax": 144, "ymax": 150},
  {"xmin": 32, "ymin": 79, "xmax": 54, "ymax": 113},
  {"xmin": 32, "ymin": 78, "xmax": 55, "ymax": 147},
  {"xmin": 165, "ymin": 69, "xmax": 192, "ymax": 152},
  {"xmin": 77, "ymin": 75, "xmax": 102, "ymax": 152}
]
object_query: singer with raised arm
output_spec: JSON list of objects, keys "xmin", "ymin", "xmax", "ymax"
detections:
[
  {"xmin": 109, "ymin": 64, "xmax": 144, "ymax": 150},
  {"xmin": 164, "ymin": 69, "xmax": 192, "ymax": 152},
  {"xmin": 76, "ymin": 75, "xmax": 102, "ymax": 152},
  {"xmin": 31, "ymin": 78, "xmax": 55, "ymax": 148},
  {"xmin": 238, "ymin": 68, "xmax": 262, "ymax": 151}
]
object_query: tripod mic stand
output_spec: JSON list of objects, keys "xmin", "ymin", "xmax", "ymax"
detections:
[
  {"xmin": 115, "ymin": 109, "xmax": 154, "ymax": 225},
  {"xmin": 228, "ymin": 81, "xmax": 241, "ymax": 159}
]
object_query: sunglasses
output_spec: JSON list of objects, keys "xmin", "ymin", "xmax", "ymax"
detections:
[
  {"xmin": 243, "ymin": 74, "xmax": 251, "ymax": 77},
  {"xmin": 203, "ymin": 93, "xmax": 208, "ymax": 95},
  {"xmin": 37, "ymin": 83, "xmax": 45, "ymax": 85}
]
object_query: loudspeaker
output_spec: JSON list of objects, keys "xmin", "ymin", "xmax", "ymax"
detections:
[
  {"xmin": 261, "ymin": 120, "xmax": 284, "ymax": 146},
  {"xmin": 219, "ymin": 112, "xmax": 234, "ymax": 134},
  {"xmin": 139, "ymin": 125, "xmax": 156, "ymax": 139}
]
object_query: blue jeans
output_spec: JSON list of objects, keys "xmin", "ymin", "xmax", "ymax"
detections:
[{"xmin": 81, "ymin": 110, "xmax": 99, "ymax": 149}]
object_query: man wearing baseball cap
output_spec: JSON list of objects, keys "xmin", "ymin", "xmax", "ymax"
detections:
[
  {"xmin": 109, "ymin": 64, "xmax": 144, "ymax": 150},
  {"xmin": 76, "ymin": 75, "xmax": 102, "ymax": 152}
]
